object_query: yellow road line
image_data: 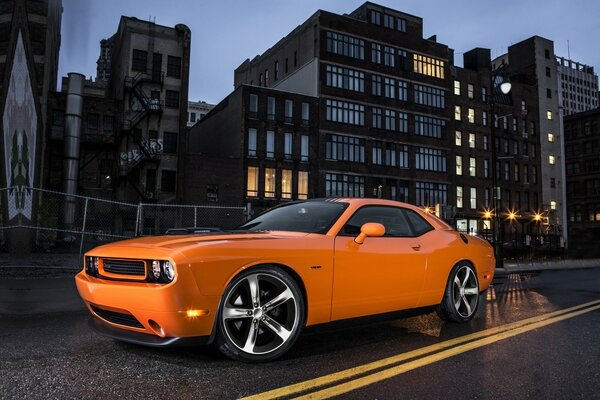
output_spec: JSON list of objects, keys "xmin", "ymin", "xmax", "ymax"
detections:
[
  {"xmin": 296, "ymin": 303, "xmax": 600, "ymax": 399},
  {"xmin": 241, "ymin": 299, "xmax": 600, "ymax": 400}
]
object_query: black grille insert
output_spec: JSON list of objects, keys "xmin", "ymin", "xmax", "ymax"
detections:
[
  {"xmin": 91, "ymin": 305, "xmax": 144, "ymax": 329},
  {"xmin": 103, "ymin": 259, "xmax": 146, "ymax": 276}
]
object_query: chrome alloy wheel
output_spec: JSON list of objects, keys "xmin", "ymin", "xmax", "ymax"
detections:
[
  {"xmin": 451, "ymin": 265, "xmax": 479, "ymax": 318},
  {"xmin": 221, "ymin": 272, "xmax": 300, "ymax": 355}
]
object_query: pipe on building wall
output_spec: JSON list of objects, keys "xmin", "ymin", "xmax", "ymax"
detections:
[{"xmin": 63, "ymin": 72, "xmax": 85, "ymax": 229}]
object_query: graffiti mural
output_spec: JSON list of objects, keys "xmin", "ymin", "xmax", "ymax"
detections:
[{"xmin": 3, "ymin": 32, "xmax": 37, "ymax": 221}]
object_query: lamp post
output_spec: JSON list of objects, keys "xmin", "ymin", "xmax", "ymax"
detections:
[{"xmin": 490, "ymin": 74, "xmax": 512, "ymax": 269}]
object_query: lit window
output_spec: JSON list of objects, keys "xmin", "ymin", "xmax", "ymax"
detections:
[
  {"xmin": 468, "ymin": 108, "xmax": 475, "ymax": 123},
  {"xmin": 470, "ymin": 187, "xmax": 477, "ymax": 209},
  {"xmin": 457, "ymin": 186, "xmax": 463, "ymax": 208},
  {"xmin": 454, "ymin": 106, "xmax": 461, "ymax": 121},
  {"xmin": 548, "ymin": 133, "xmax": 555, "ymax": 142},
  {"xmin": 550, "ymin": 200, "xmax": 557, "ymax": 210},
  {"xmin": 468, "ymin": 133, "xmax": 476, "ymax": 148},
  {"xmin": 469, "ymin": 157, "xmax": 476, "ymax": 177},
  {"xmin": 281, "ymin": 169, "xmax": 292, "ymax": 199},
  {"xmin": 454, "ymin": 80, "xmax": 460, "ymax": 95},
  {"xmin": 549, "ymin": 155, "xmax": 556, "ymax": 165},
  {"xmin": 298, "ymin": 171, "xmax": 308, "ymax": 199},
  {"xmin": 456, "ymin": 156, "xmax": 463, "ymax": 175},
  {"xmin": 482, "ymin": 111, "xmax": 488, "ymax": 127},
  {"xmin": 264, "ymin": 168, "xmax": 276, "ymax": 198},
  {"xmin": 547, "ymin": 111, "xmax": 553, "ymax": 120},
  {"xmin": 413, "ymin": 54, "xmax": 445, "ymax": 79},
  {"xmin": 467, "ymin": 84, "xmax": 474, "ymax": 99},
  {"xmin": 247, "ymin": 167, "xmax": 259, "ymax": 197},
  {"xmin": 455, "ymin": 131, "xmax": 462, "ymax": 146}
]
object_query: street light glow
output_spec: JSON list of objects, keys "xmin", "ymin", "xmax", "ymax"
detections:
[
  {"xmin": 482, "ymin": 209, "xmax": 493, "ymax": 219},
  {"xmin": 533, "ymin": 213, "xmax": 543, "ymax": 222},
  {"xmin": 507, "ymin": 210, "xmax": 518, "ymax": 221}
]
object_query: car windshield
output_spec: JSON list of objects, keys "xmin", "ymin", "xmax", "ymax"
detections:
[{"xmin": 237, "ymin": 201, "xmax": 348, "ymax": 234}]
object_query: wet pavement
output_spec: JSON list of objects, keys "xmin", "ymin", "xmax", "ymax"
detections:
[{"xmin": 0, "ymin": 268, "xmax": 599, "ymax": 399}]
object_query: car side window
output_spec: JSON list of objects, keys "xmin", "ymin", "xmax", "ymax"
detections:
[
  {"xmin": 339, "ymin": 206, "xmax": 413, "ymax": 237},
  {"xmin": 401, "ymin": 209, "xmax": 434, "ymax": 236}
]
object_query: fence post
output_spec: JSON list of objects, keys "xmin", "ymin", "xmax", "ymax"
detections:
[
  {"xmin": 135, "ymin": 203, "xmax": 142, "ymax": 236},
  {"xmin": 194, "ymin": 207, "xmax": 197, "ymax": 228},
  {"xmin": 79, "ymin": 197, "xmax": 89, "ymax": 254}
]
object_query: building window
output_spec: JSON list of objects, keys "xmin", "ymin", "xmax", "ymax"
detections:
[
  {"xmin": 550, "ymin": 200, "xmax": 557, "ymax": 210},
  {"xmin": 103, "ymin": 115, "xmax": 114, "ymax": 132},
  {"xmin": 371, "ymin": 43, "xmax": 382, "ymax": 64},
  {"xmin": 284, "ymin": 99, "xmax": 293, "ymax": 123},
  {"xmin": 385, "ymin": 143, "xmax": 397, "ymax": 167},
  {"xmin": 457, "ymin": 186, "xmax": 463, "ymax": 208},
  {"xmin": 281, "ymin": 169, "xmax": 292, "ymax": 199},
  {"xmin": 399, "ymin": 145, "xmax": 409, "ymax": 168},
  {"xmin": 326, "ymin": 134, "xmax": 365, "ymax": 162},
  {"xmin": 372, "ymin": 141, "xmax": 383, "ymax": 165},
  {"xmin": 415, "ymin": 181, "xmax": 448, "ymax": 206},
  {"xmin": 301, "ymin": 135, "xmax": 309, "ymax": 162},
  {"xmin": 548, "ymin": 133, "xmax": 554, "ymax": 142},
  {"xmin": 455, "ymin": 106, "xmax": 461, "ymax": 121},
  {"xmin": 383, "ymin": 14, "xmax": 394, "ymax": 28},
  {"xmin": 414, "ymin": 84, "xmax": 445, "ymax": 108},
  {"xmin": 301, "ymin": 102, "xmax": 310, "ymax": 123},
  {"xmin": 397, "ymin": 17, "xmax": 406, "ymax": 32},
  {"xmin": 483, "ymin": 135, "xmax": 489, "ymax": 150},
  {"xmin": 372, "ymin": 107, "xmax": 382, "ymax": 129},
  {"xmin": 415, "ymin": 115, "xmax": 445, "ymax": 138},
  {"xmin": 550, "ymin": 177, "xmax": 556, "ymax": 188},
  {"xmin": 398, "ymin": 80, "xmax": 408, "ymax": 101},
  {"xmin": 532, "ymin": 166, "xmax": 537, "ymax": 184},
  {"xmin": 370, "ymin": 10, "xmax": 381, "ymax": 24},
  {"xmin": 249, "ymin": 94, "xmax": 258, "ymax": 118},
  {"xmin": 415, "ymin": 147, "xmax": 447, "ymax": 172},
  {"xmin": 267, "ymin": 97, "xmax": 275, "ymax": 120},
  {"xmin": 468, "ymin": 133, "xmax": 476, "ymax": 148},
  {"xmin": 470, "ymin": 188, "xmax": 477, "ymax": 209},
  {"xmin": 484, "ymin": 159, "xmax": 489, "ymax": 178},
  {"xmin": 247, "ymin": 166, "xmax": 259, "ymax": 197},
  {"xmin": 383, "ymin": 46, "xmax": 395, "ymax": 67},
  {"xmin": 504, "ymin": 162, "xmax": 510, "ymax": 181},
  {"xmin": 384, "ymin": 109, "xmax": 396, "ymax": 131},
  {"xmin": 384, "ymin": 77, "xmax": 396, "ymax": 98},
  {"xmin": 455, "ymin": 131, "xmax": 462, "ymax": 146},
  {"xmin": 549, "ymin": 155, "xmax": 556, "ymax": 165},
  {"xmin": 326, "ymin": 173, "xmax": 365, "ymax": 197},
  {"xmin": 162, "ymin": 132, "xmax": 177, "ymax": 154},
  {"xmin": 264, "ymin": 69, "xmax": 269, "ymax": 86},
  {"xmin": 469, "ymin": 157, "xmax": 476, "ymax": 177},
  {"xmin": 284, "ymin": 132, "xmax": 293, "ymax": 160},
  {"xmin": 87, "ymin": 113, "xmax": 99, "ymax": 132},
  {"xmin": 456, "ymin": 156, "xmax": 463, "ymax": 175},
  {"xmin": 259, "ymin": 73, "xmax": 263, "ymax": 86},
  {"xmin": 547, "ymin": 88, "xmax": 552, "ymax": 98},
  {"xmin": 468, "ymin": 108, "xmax": 475, "ymax": 123},
  {"xmin": 454, "ymin": 80, "xmax": 460, "ymax": 95},
  {"xmin": 398, "ymin": 50, "xmax": 408, "ymax": 70},
  {"xmin": 206, "ymin": 185, "xmax": 218, "ymax": 202},
  {"xmin": 467, "ymin": 84, "xmax": 474, "ymax": 98},
  {"xmin": 247, "ymin": 128, "xmax": 257, "ymax": 156},
  {"xmin": 266, "ymin": 131, "xmax": 275, "ymax": 158},
  {"xmin": 167, "ymin": 55, "xmax": 181, "ymax": 78},
  {"xmin": 189, "ymin": 112, "xmax": 196, "ymax": 123},
  {"xmin": 274, "ymin": 60, "xmax": 279, "ymax": 80},
  {"xmin": 325, "ymin": 99, "xmax": 365, "ymax": 125},
  {"xmin": 545, "ymin": 49, "xmax": 550, "ymax": 59},
  {"xmin": 326, "ymin": 65, "xmax": 364, "ymax": 92},
  {"xmin": 265, "ymin": 168, "xmax": 276, "ymax": 198},
  {"xmin": 372, "ymin": 74, "xmax": 382, "ymax": 96},
  {"xmin": 398, "ymin": 112, "xmax": 408, "ymax": 133},
  {"xmin": 413, "ymin": 54, "xmax": 445, "ymax": 79},
  {"xmin": 324, "ymin": 32, "xmax": 365, "ymax": 59},
  {"xmin": 547, "ymin": 111, "xmax": 553, "ymax": 120},
  {"xmin": 523, "ymin": 165, "xmax": 529, "ymax": 183},
  {"xmin": 165, "ymin": 90, "xmax": 179, "ymax": 108},
  {"xmin": 298, "ymin": 171, "xmax": 308, "ymax": 200},
  {"xmin": 132, "ymin": 49, "xmax": 147, "ymax": 72},
  {"xmin": 161, "ymin": 170, "xmax": 176, "ymax": 193},
  {"xmin": 481, "ymin": 87, "xmax": 487, "ymax": 102}
]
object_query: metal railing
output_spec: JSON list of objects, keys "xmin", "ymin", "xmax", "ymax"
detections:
[{"xmin": 0, "ymin": 187, "xmax": 248, "ymax": 253}]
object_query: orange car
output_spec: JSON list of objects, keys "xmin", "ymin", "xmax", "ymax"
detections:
[{"xmin": 75, "ymin": 198, "xmax": 495, "ymax": 362}]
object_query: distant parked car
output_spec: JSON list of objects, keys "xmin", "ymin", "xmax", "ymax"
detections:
[{"xmin": 76, "ymin": 199, "xmax": 495, "ymax": 362}]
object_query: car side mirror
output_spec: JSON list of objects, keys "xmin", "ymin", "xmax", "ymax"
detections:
[{"xmin": 354, "ymin": 222, "xmax": 385, "ymax": 244}]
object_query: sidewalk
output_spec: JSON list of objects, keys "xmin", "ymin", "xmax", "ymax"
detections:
[{"xmin": 1, "ymin": 253, "xmax": 600, "ymax": 315}]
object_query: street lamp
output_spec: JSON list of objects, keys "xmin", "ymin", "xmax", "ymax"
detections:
[{"xmin": 490, "ymin": 69, "xmax": 512, "ymax": 269}]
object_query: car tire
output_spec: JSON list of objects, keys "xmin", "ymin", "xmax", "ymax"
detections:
[
  {"xmin": 436, "ymin": 262, "xmax": 480, "ymax": 323},
  {"xmin": 215, "ymin": 267, "xmax": 305, "ymax": 362}
]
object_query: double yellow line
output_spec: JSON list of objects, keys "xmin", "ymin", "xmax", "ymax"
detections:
[{"xmin": 242, "ymin": 299, "xmax": 600, "ymax": 400}]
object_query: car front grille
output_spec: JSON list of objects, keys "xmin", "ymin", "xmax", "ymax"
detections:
[
  {"xmin": 91, "ymin": 305, "xmax": 144, "ymax": 329},
  {"xmin": 103, "ymin": 259, "xmax": 146, "ymax": 276}
]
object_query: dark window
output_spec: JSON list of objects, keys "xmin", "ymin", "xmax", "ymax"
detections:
[
  {"xmin": 161, "ymin": 170, "xmax": 176, "ymax": 192},
  {"xmin": 103, "ymin": 115, "xmax": 114, "ymax": 132},
  {"xmin": 249, "ymin": 94, "xmax": 258, "ymax": 118},
  {"xmin": 152, "ymin": 53, "xmax": 162, "ymax": 81},
  {"xmin": 132, "ymin": 49, "xmax": 147, "ymax": 72},
  {"xmin": 163, "ymin": 132, "xmax": 178, "ymax": 154},
  {"xmin": 340, "ymin": 206, "xmax": 433, "ymax": 237},
  {"xmin": 167, "ymin": 55, "xmax": 181, "ymax": 78},
  {"xmin": 545, "ymin": 49, "xmax": 550, "ymax": 59},
  {"xmin": 547, "ymin": 88, "xmax": 552, "ymax": 98},
  {"xmin": 146, "ymin": 169, "xmax": 157, "ymax": 192},
  {"xmin": 546, "ymin": 67, "xmax": 551, "ymax": 77},
  {"xmin": 206, "ymin": 184, "xmax": 218, "ymax": 202},
  {"xmin": 87, "ymin": 113, "xmax": 99, "ymax": 131},
  {"xmin": 165, "ymin": 90, "xmax": 179, "ymax": 108}
]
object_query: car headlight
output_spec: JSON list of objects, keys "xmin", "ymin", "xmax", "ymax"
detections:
[
  {"xmin": 85, "ymin": 256, "xmax": 99, "ymax": 275},
  {"xmin": 162, "ymin": 260, "xmax": 175, "ymax": 282}
]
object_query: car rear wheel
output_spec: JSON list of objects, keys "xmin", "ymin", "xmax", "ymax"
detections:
[
  {"xmin": 215, "ymin": 267, "xmax": 304, "ymax": 362},
  {"xmin": 437, "ymin": 262, "xmax": 479, "ymax": 323}
]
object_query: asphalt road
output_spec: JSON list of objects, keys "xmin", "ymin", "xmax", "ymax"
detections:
[{"xmin": 1, "ymin": 269, "xmax": 599, "ymax": 400}]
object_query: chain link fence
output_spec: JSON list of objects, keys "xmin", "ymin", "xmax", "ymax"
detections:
[{"xmin": 0, "ymin": 187, "xmax": 248, "ymax": 253}]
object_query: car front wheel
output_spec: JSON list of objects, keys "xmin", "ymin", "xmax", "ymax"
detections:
[
  {"xmin": 215, "ymin": 267, "xmax": 304, "ymax": 362},
  {"xmin": 437, "ymin": 262, "xmax": 480, "ymax": 323}
]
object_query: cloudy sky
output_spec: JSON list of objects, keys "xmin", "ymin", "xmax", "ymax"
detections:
[{"xmin": 59, "ymin": 0, "xmax": 600, "ymax": 105}]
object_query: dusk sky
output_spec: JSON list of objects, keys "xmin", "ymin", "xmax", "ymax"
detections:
[{"xmin": 59, "ymin": 0, "xmax": 600, "ymax": 105}]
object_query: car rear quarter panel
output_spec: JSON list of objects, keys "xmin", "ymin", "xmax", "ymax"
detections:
[{"xmin": 181, "ymin": 235, "xmax": 336, "ymax": 326}]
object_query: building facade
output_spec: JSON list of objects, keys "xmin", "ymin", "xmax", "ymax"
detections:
[
  {"xmin": 556, "ymin": 56, "xmax": 599, "ymax": 117},
  {"xmin": 564, "ymin": 108, "xmax": 600, "ymax": 257},
  {"xmin": 187, "ymin": 100, "xmax": 214, "ymax": 127}
]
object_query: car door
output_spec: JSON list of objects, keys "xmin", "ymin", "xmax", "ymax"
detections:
[{"xmin": 331, "ymin": 205, "xmax": 431, "ymax": 321}]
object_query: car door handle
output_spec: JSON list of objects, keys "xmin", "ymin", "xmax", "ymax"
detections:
[{"xmin": 411, "ymin": 244, "xmax": 421, "ymax": 251}]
